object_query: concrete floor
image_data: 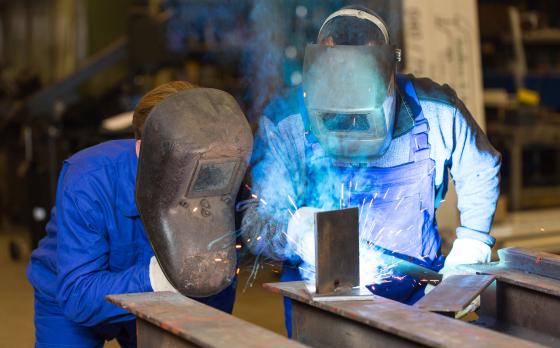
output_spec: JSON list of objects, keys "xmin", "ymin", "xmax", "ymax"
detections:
[
  {"xmin": 0, "ymin": 232, "xmax": 35, "ymax": 347},
  {"xmin": 0, "ymin": 230, "xmax": 286, "ymax": 347}
]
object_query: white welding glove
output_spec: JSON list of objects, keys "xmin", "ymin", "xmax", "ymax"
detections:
[
  {"xmin": 149, "ymin": 256, "xmax": 178, "ymax": 292},
  {"xmin": 286, "ymin": 207, "xmax": 321, "ymax": 267},
  {"xmin": 441, "ymin": 238, "xmax": 492, "ymax": 276}
]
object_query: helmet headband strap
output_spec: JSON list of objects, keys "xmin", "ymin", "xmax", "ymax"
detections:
[{"xmin": 319, "ymin": 8, "xmax": 390, "ymax": 44}]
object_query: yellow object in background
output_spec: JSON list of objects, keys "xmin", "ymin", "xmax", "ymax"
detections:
[{"xmin": 516, "ymin": 88, "xmax": 540, "ymax": 106}]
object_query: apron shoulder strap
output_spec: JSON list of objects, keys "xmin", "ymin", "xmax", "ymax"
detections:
[{"xmin": 397, "ymin": 74, "xmax": 431, "ymax": 162}]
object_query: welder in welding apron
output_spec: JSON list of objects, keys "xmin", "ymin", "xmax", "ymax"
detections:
[
  {"xmin": 282, "ymin": 73, "xmax": 444, "ymax": 310},
  {"xmin": 241, "ymin": 5, "xmax": 501, "ymax": 337}
]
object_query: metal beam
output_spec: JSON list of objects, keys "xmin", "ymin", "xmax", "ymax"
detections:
[
  {"xmin": 460, "ymin": 248, "xmax": 560, "ymax": 346},
  {"xmin": 107, "ymin": 292, "xmax": 307, "ymax": 348},
  {"xmin": 264, "ymin": 281, "xmax": 541, "ymax": 348},
  {"xmin": 497, "ymin": 247, "xmax": 560, "ymax": 280}
]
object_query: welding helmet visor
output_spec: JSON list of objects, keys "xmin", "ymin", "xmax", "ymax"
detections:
[
  {"xmin": 136, "ymin": 88, "xmax": 253, "ymax": 297},
  {"xmin": 303, "ymin": 7, "xmax": 400, "ymax": 161}
]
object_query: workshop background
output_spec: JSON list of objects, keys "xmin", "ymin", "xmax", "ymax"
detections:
[{"xmin": 1, "ymin": 0, "xmax": 560, "ymax": 346}]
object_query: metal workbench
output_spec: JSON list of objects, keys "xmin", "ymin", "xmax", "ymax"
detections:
[
  {"xmin": 265, "ymin": 247, "xmax": 560, "ymax": 347},
  {"xmin": 108, "ymin": 247, "xmax": 560, "ymax": 347},
  {"xmin": 265, "ymin": 282, "xmax": 542, "ymax": 348}
]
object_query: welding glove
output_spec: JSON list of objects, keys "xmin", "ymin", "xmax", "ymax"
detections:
[
  {"xmin": 441, "ymin": 238, "xmax": 492, "ymax": 274},
  {"xmin": 149, "ymin": 256, "xmax": 179, "ymax": 292},
  {"xmin": 286, "ymin": 207, "xmax": 321, "ymax": 267}
]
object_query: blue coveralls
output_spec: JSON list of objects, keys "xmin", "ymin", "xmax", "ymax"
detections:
[
  {"xmin": 27, "ymin": 139, "xmax": 235, "ymax": 347},
  {"xmin": 281, "ymin": 76, "xmax": 444, "ymax": 336}
]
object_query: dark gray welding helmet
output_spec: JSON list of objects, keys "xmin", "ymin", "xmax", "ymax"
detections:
[
  {"xmin": 136, "ymin": 88, "xmax": 252, "ymax": 297},
  {"xmin": 303, "ymin": 6, "xmax": 401, "ymax": 161}
]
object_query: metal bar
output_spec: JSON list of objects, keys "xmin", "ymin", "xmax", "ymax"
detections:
[
  {"xmin": 414, "ymin": 275, "xmax": 495, "ymax": 314},
  {"xmin": 107, "ymin": 292, "xmax": 306, "ymax": 348},
  {"xmin": 464, "ymin": 263, "xmax": 560, "ymax": 297},
  {"xmin": 508, "ymin": 6, "xmax": 527, "ymax": 90},
  {"xmin": 26, "ymin": 37, "xmax": 127, "ymax": 117},
  {"xmin": 264, "ymin": 282, "xmax": 541, "ymax": 348},
  {"xmin": 376, "ymin": 250, "xmax": 443, "ymax": 283},
  {"xmin": 315, "ymin": 208, "xmax": 359, "ymax": 294},
  {"xmin": 497, "ymin": 247, "xmax": 560, "ymax": 280}
]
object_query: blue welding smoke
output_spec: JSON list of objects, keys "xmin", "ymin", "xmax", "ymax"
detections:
[
  {"xmin": 241, "ymin": 1, "xmax": 409, "ymax": 288},
  {"xmin": 163, "ymin": 0, "xmax": 408, "ymax": 289}
]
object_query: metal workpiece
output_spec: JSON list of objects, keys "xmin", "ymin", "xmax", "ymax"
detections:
[
  {"xmin": 264, "ymin": 282, "xmax": 542, "ymax": 348},
  {"xmin": 312, "ymin": 207, "xmax": 441, "ymax": 302},
  {"xmin": 315, "ymin": 208, "xmax": 360, "ymax": 295},
  {"xmin": 106, "ymin": 292, "xmax": 306, "ymax": 348},
  {"xmin": 414, "ymin": 274, "xmax": 495, "ymax": 315}
]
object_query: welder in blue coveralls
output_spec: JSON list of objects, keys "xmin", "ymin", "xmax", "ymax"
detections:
[
  {"xmin": 241, "ymin": 5, "xmax": 501, "ymax": 337},
  {"xmin": 26, "ymin": 82, "xmax": 246, "ymax": 347}
]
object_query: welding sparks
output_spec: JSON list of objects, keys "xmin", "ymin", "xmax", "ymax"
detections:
[
  {"xmin": 192, "ymin": 207, "xmax": 198, "ymax": 212},
  {"xmin": 383, "ymin": 188, "xmax": 390, "ymax": 200},
  {"xmin": 287, "ymin": 195, "xmax": 298, "ymax": 211},
  {"xmin": 260, "ymin": 198, "xmax": 268, "ymax": 205},
  {"xmin": 359, "ymin": 197, "xmax": 366, "ymax": 218},
  {"xmin": 214, "ymin": 258, "xmax": 223, "ymax": 262},
  {"xmin": 394, "ymin": 197, "xmax": 403, "ymax": 210},
  {"xmin": 235, "ymin": 244, "xmax": 242, "ymax": 249},
  {"xmin": 251, "ymin": 194, "xmax": 258, "ymax": 199}
]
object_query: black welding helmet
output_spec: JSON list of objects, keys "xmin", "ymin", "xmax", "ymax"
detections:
[
  {"xmin": 303, "ymin": 6, "xmax": 401, "ymax": 161},
  {"xmin": 136, "ymin": 88, "xmax": 253, "ymax": 297}
]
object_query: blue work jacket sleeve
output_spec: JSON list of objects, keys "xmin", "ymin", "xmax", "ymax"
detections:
[
  {"xmin": 448, "ymin": 98, "xmax": 501, "ymax": 247},
  {"xmin": 55, "ymin": 168, "xmax": 152, "ymax": 327},
  {"xmin": 241, "ymin": 114, "xmax": 306, "ymax": 261}
]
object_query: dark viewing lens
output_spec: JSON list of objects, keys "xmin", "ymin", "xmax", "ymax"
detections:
[{"xmin": 322, "ymin": 113, "xmax": 370, "ymax": 131}]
